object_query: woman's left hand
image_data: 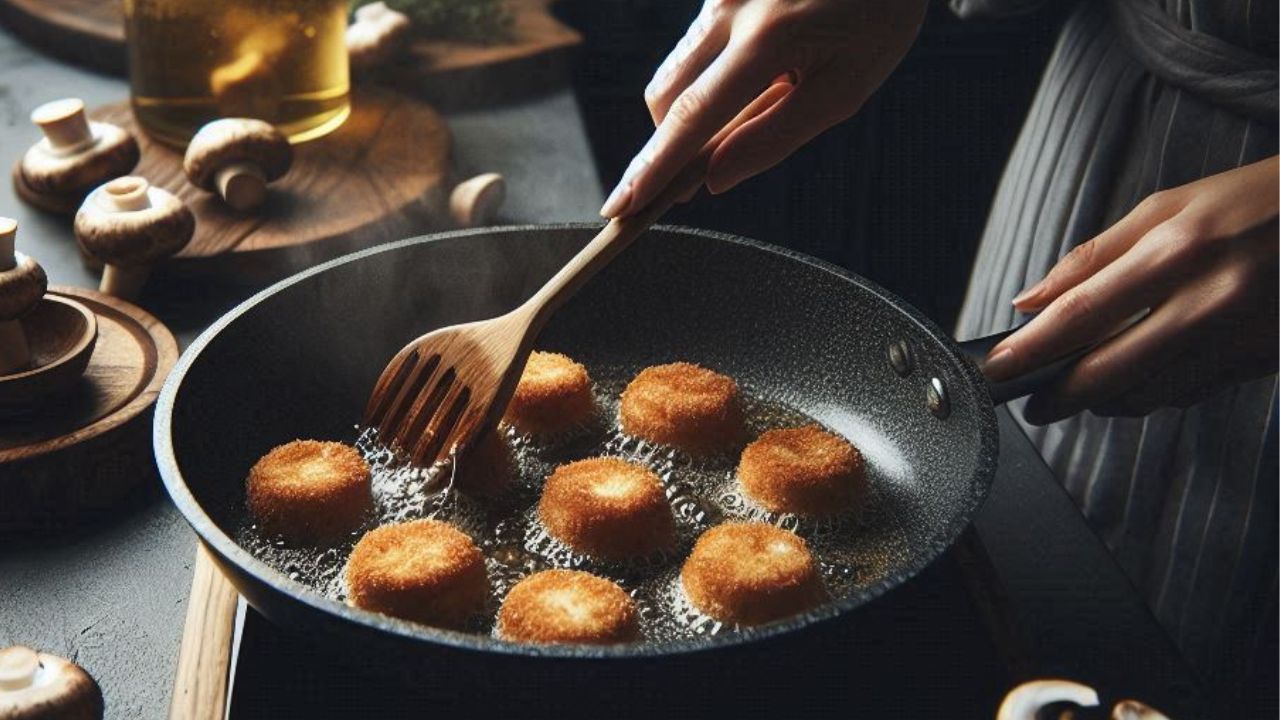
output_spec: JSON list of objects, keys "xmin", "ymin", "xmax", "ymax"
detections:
[{"xmin": 983, "ymin": 156, "xmax": 1279, "ymax": 424}]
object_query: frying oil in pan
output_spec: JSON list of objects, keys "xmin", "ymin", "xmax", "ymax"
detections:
[{"xmin": 234, "ymin": 363, "xmax": 919, "ymax": 644}]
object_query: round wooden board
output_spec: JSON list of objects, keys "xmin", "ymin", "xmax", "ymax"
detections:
[
  {"xmin": 85, "ymin": 87, "xmax": 452, "ymax": 283},
  {"xmin": 0, "ymin": 0, "xmax": 581, "ymax": 89},
  {"xmin": 0, "ymin": 286, "xmax": 177, "ymax": 531}
]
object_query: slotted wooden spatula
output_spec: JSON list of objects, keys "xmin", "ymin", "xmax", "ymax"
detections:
[{"xmin": 364, "ymin": 88, "xmax": 786, "ymax": 467}]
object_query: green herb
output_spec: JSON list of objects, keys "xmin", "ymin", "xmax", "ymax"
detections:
[{"xmin": 352, "ymin": 0, "xmax": 513, "ymax": 43}]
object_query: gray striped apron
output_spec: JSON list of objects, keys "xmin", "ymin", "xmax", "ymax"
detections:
[{"xmin": 949, "ymin": 0, "xmax": 1277, "ymax": 709}]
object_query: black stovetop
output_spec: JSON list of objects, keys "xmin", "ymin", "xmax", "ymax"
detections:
[{"xmin": 222, "ymin": 411, "xmax": 1210, "ymax": 719}]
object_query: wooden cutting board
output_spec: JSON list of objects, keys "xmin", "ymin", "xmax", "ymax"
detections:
[
  {"xmin": 75, "ymin": 87, "xmax": 453, "ymax": 283},
  {"xmin": 0, "ymin": 0, "xmax": 581, "ymax": 85}
]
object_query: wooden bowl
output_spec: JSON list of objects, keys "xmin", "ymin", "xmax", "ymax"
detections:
[{"xmin": 0, "ymin": 295, "xmax": 97, "ymax": 411}]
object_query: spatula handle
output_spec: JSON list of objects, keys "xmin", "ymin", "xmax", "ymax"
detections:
[{"xmin": 520, "ymin": 86, "xmax": 788, "ymax": 325}]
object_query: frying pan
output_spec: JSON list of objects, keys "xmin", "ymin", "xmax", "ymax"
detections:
[{"xmin": 154, "ymin": 225, "xmax": 1064, "ymax": 709}]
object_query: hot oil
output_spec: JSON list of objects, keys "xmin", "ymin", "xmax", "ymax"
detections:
[
  {"xmin": 124, "ymin": 0, "xmax": 350, "ymax": 146},
  {"xmin": 234, "ymin": 363, "xmax": 919, "ymax": 645}
]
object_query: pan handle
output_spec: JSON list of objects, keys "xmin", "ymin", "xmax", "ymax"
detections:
[
  {"xmin": 956, "ymin": 310, "xmax": 1147, "ymax": 406},
  {"xmin": 956, "ymin": 328, "xmax": 1089, "ymax": 407}
]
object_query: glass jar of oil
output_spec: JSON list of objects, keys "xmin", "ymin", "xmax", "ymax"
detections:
[{"xmin": 124, "ymin": 0, "xmax": 351, "ymax": 147}]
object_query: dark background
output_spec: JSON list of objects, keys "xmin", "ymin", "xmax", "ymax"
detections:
[{"xmin": 559, "ymin": 0, "xmax": 1073, "ymax": 331}]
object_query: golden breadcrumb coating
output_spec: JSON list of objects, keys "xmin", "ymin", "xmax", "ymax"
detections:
[
  {"xmin": 737, "ymin": 425, "xmax": 866, "ymax": 516},
  {"xmin": 618, "ymin": 362, "xmax": 744, "ymax": 454},
  {"xmin": 538, "ymin": 457, "xmax": 675, "ymax": 562},
  {"xmin": 346, "ymin": 519, "xmax": 489, "ymax": 629},
  {"xmin": 681, "ymin": 522, "xmax": 827, "ymax": 626},
  {"xmin": 503, "ymin": 351, "xmax": 596, "ymax": 435},
  {"xmin": 498, "ymin": 569, "xmax": 639, "ymax": 645},
  {"xmin": 246, "ymin": 440, "xmax": 372, "ymax": 545}
]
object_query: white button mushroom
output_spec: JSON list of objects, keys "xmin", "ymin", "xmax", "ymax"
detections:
[
  {"xmin": 0, "ymin": 218, "xmax": 48, "ymax": 375},
  {"xmin": 0, "ymin": 646, "xmax": 103, "ymax": 720},
  {"xmin": 74, "ymin": 176, "xmax": 196, "ymax": 300},
  {"xmin": 183, "ymin": 118, "xmax": 293, "ymax": 212},
  {"xmin": 18, "ymin": 98, "xmax": 140, "ymax": 211},
  {"xmin": 347, "ymin": 1, "xmax": 412, "ymax": 71}
]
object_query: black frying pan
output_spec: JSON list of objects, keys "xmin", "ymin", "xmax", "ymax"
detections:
[{"xmin": 154, "ymin": 225, "xmax": 1062, "ymax": 706}]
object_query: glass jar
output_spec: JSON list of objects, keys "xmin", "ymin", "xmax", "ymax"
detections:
[{"xmin": 124, "ymin": 0, "xmax": 351, "ymax": 147}]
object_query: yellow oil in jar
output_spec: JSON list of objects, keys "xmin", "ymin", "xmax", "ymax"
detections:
[{"xmin": 124, "ymin": 0, "xmax": 351, "ymax": 147}]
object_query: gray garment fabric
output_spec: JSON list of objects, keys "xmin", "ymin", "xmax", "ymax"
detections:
[{"xmin": 951, "ymin": 0, "xmax": 1277, "ymax": 708}]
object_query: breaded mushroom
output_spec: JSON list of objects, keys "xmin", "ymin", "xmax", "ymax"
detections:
[
  {"xmin": 246, "ymin": 440, "xmax": 372, "ymax": 545},
  {"xmin": 498, "ymin": 569, "xmax": 639, "ymax": 645},
  {"xmin": 538, "ymin": 457, "xmax": 675, "ymax": 562},
  {"xmin": 503, "ymin": 351, "xmax": 596, "ymax": 436},
  {"xmin": 619, "ymin": 362, "xmax": 744, "ymax": 454},
  {"xmin": 738, "ymin": 425, "xmax": 867, "ymax": 517},
  {"xmin": 346, "ymin": 519, "xmax": 489, "ymax": 629},
  {"xmin": 681, "ymin": 523, "xmax": 827, "ymax": 626}
]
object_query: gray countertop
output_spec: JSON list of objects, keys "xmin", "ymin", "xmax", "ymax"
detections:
[{"xmin": 0, "ymin": 25, "xmax": 602, "ymax": 719}]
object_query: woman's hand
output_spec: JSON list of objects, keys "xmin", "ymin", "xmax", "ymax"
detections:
[
  {"xmin": 984, "ymin": 156, "xmax": 1280, "ymax": 424},
  {"xmin": 600, "ymin": 0, "xmax": 927, "ymax": 218}
]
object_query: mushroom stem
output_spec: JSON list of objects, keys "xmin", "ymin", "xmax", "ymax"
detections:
[
  {"xmin": 0, "ymin": 645, "xmax": 38, "ymax": 691},
  {"xmin": 30, "ymin": 98, "xmax": 95, "ymax": 154},
  {"xmin": 0, "ymin": 320, "xmax": 31, "ymax": 374},
  {"xmin": 101, "ymin": 176, "xmax": 152, "ymax": 212},
  {"xmin": 100, "ymin": 264, "xmax": 152, "ymax": 301},
  {"xmin": 215, "ymin": 162, "xmax": 267, "ymax": 211},
  {"xmin": 0, "ymin": 216, "xmax": 15, "ymax": 271}
]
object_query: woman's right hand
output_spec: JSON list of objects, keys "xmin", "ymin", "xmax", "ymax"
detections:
[{"xmin": 601, "ymin": 0, "xmax": 928, "ymax": 218}]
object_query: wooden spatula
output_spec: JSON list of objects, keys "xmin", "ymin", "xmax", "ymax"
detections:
[{"xmin": 364, "ymin": 87, "xmax": 786, "ymax": 468}]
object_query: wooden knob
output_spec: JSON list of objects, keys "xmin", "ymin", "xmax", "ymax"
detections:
[{"xmin": 450, "ymin": 173, "xmax": 506, "ymax": 228}]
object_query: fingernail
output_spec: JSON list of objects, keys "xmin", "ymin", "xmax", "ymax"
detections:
[
  {"xmin": 983, "ymin": 347, "xmax": 1016, "ymax": 382},
  {"xmin": 600, "ymin": 181, "xmax": 633, "ymax": 218},
  {"xmin": 1011, "ymin": 284, "xmax": 1043, "ymax": 309}
]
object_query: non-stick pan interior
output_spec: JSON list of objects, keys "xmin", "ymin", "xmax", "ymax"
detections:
[{"xmin": 158, "ymin": 224, "xmax": 997, "ymax": 656}]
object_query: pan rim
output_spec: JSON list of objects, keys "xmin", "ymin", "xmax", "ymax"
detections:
[{"xmin": 153, "ymin": 223, "xmax": 999, "ymax": 660}]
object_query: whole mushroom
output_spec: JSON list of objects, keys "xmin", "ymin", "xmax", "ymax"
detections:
[
  {"xmin": 0, "ymin": 218, "xmax": 48, "ymax": 375},
  {"xmin": 997, "ymin": 679, "xmax": 1175, "ymax": 720},
  {"xmin": 74, "ymin": 176, "xmax": 195, "ymax": 300},
  {"xmin": 183, "ymin": 118, "xmax": 292, "ymax": 212},
  {"xmin": 0, "ymin": 646, "xmax": 103, "ymax": 720},
  {"xmin": 18, "ymin": 98, "xmax": 140, "ymax": 213}
]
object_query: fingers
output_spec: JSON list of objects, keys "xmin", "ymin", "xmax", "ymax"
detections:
[
  {"xmin": 676, "ymin": 80, "xmax": 792, "ymax": 204},
  {"xmin": 1021, "ymin": 302, "xmax": 1192, "ymax": 424},
  {"xmin": 602, "ymin": 41, "xmax": 777, "ymax": 218},
  {"xmin": 1012, "ymin": 191, "xmax": 1186, "ymax": 312},
  {"xmin": 645, "ymin": 2, "xmax": 730, "ymax": 126},
  {"xmin": 705, "ymin": 72, "xmax": 850, "ymax": 194},
  {"xmin": 985, "ymin": 216, "xmax": 1202, "ymax": 384}
]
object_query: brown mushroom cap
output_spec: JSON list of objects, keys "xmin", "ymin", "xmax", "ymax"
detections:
[
  {"xmin": 0, "ymin": 254, "xmax": 47, "ymax": 322},
  {"xmin": 74, "ymin": 177, "xmax": 195, "ymax": 268},
  {"xmin": 20, "ymin": 99, "xmax": 139, "ymax": 197},
  {"xmin": 0, "ymin": 646, "xmax": 103, "ymax": 720},
  {"xmin": 182, "ymin": 118, "xmax": 293, "ymax": 190}
]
